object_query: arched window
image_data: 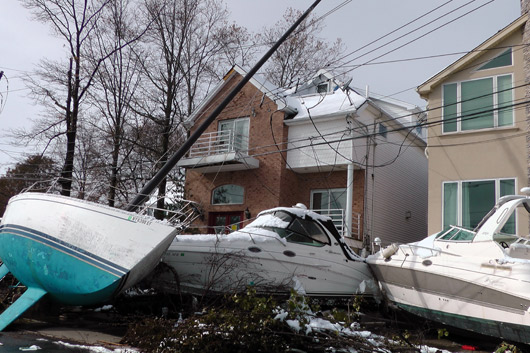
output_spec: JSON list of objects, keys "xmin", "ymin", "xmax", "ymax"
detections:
[{"xmin": 212, "ymin": 185, "xmax": 244, "ymax": 205}]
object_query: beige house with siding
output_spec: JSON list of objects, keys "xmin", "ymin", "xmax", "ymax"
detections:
[{"xmin": 417, "ymin": 13, "xmax": 529, "ymax": 236}]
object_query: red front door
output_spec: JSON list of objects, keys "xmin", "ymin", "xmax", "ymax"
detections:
[{"xmin": 208, "ymin": 212, "xmax": 244, "ymax": 234}]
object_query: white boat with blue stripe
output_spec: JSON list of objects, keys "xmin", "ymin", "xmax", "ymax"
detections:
[
  {"xmin": 367, "ymin": 188, "xmax": 530, "ymax": 344},
  {"xmin": 0, "ymin": 192, "xmax": 180, "ymax": 330}
]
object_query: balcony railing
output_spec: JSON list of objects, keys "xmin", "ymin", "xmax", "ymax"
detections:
[
  {"xmin": 312, "ymin": 208, "xmax": 361, "ymax": 239},
  {"xmin": 188, "ymin": 130, "xmax": 249, "ymax": 158}
]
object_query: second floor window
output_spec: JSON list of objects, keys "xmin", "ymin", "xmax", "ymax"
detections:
[
  {"xmin": 218, "ymin": 117, "xmax": 250, "ymax": 153},
  {"xmin": 442, "ymin": 74, "xmax": 513, "ymax": 133},
  {"xmin": 443, "ymin": 178, "xmax": 515, "ymax": 234}
]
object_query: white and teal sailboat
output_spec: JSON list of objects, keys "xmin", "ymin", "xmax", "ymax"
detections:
[{"xmin": 0, "ymin": 192, "xmax": 178, "ymax": 330}]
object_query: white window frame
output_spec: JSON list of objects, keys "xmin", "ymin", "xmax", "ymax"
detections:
[
  {"xmin": 442, "ymin": 178, "xmax": 516, "ymax": 232},
  {"xmin": 442, "ymin": 73, "xmax": 514, "ymax": 134},
  {"xmin": 476, "ymin": 47, "xmax": 513, "ymax": 72},
  {"xmin": 211, "ymin": 184, "xmax": 245, "ymax": 205},
  {"xmin": 310, "ymin": 188, "xmax": 347, "ymax": 211},
  {"xmin": 218, "ymin": 117, "xmax": 250, "ymax": 153}
]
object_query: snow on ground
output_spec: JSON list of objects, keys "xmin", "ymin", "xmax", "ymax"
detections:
[
  {"xmin": 54, "ymin": 341, "xmax": 139, "ymax": 353},
  {"xmin": 273, "ymin": 308, "xmax": 453, "ymax": 353}
]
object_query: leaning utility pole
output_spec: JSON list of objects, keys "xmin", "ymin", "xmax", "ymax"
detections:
[{"xmin": 127, "ymin": 0, "xmax": 322, "ymax": 211}]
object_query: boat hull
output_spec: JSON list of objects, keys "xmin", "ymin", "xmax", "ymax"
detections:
[
  {"xmin": 158, "ymin": 237, "xmax": 376, "ymax": 297},
  {"xmin": 0, "ymin": 193, "xmax": 178, "ymax": 305},
  {"xmin": 369, "ymin": 253, "xmax": 530, "ymax": 344}
]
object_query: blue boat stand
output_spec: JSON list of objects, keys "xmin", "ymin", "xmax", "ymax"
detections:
[{"xmin": 0, "ymin": 264, "xmax": 47, "ymax": 331}]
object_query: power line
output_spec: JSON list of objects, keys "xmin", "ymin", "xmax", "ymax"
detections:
[{"xmin": 332, "ymin": 0, "xmax": 458, "ymax": 64}]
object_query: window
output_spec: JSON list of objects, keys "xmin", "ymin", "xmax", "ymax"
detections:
[
  {"xmin": 255, "ymin": 211, "xmax": 330, "ymax": 247},
  {"xmin": 378, "ymin": 123, "xmax": 387, "ymax": 138},
  {"xmin": 442, "ymin": 74, "xmax": 513, "ymax": 133},
  {"xmin": 218, "ymin": 117, "xmax": 250, "ymax": 152},
  {"xmin": 279, "ymin": 218, "xmax": 329, "ymax": 246},
  {"xmin": 437, "ymin": 227, "xmax": 476, "ymax": 241},
  {"xmin": 311, "ymin": 189, "xmax": 346, "ymax": 213},
  {"xmin": 442, "ymin": 178, "xmax": 515, "ymax": 233},
  {"xmin": 212, "ymin": 184, "xmax": 244, "ymax": 205},
  {"xmin": 317, "ymin": 82, "xmax": 329, "ymax": 93},
  {"xmin": 478, "ymin": 48, "xmax": 512, "ymax": 71},
  {"xmin": 311, "ymin": 189, "xmax": 347, "ymax": 233}
]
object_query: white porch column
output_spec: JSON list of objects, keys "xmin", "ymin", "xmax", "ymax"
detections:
[{"xmin": 345, "ymin": 163, "xmax": 354, "ymax": 237}]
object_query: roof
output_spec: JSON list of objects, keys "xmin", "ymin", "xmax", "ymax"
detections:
[
  {"xmin": 417, "ymin": 13, "xmax": 528, "ymax": 98},
  {"xmin": 185, "ymin": 66, "xmax": 425, "ymax": 143},
  {"xmin": 284, "ymin": 88, "xmax": 367, "ymax": 122},
  {"xmin": 284, "ymin": 77, "xmax": 426, "ymax": 143},
  {"xmin": 185, "ymin": 64, "xmax": 285, "ymax": 127}
]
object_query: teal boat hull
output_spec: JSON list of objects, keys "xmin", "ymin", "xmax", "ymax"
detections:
[{"xmin": 0, "ymin": 224, "xmax": 124, "ymax": 305}]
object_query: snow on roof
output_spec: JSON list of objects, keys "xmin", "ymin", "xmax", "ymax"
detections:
[
  {"xmin": 285, "ymin": 89, "xmax": 366, "ymax": 121},
  {"xmin": 173, "ymin": 227, "xmax": 287, "ymax": 246},
  {"xmin": 247, "ymin": 213, "xmax": 290, "ymax": 229},
  {"xmin": 258, "ymin": 205, "xmax": 332, "ymax": 223}
]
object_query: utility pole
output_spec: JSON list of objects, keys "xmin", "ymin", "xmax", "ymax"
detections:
[{"xmin": 127, "ymin": 0, "xmax": 322, "ymax": 211}]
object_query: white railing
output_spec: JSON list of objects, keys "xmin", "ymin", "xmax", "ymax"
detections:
[
  {"xmin": 188, "ymin": 130, "xmax": 249, "ymax": 158},
  {"xmin": 21, "ymin": 178, "xmax": 202, "ymax": 230},
  {"xmin": 312, "ymin": 208, "xmax": 361, "ymax": 238},
  {"xmin": 137, "ymin": 196, "xmax": 202, "ymax": 230}
]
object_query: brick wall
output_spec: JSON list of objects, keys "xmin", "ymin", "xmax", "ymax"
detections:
[{"xmin": 185, "ymin": 72, "xmax": 287, "ymax": 232}]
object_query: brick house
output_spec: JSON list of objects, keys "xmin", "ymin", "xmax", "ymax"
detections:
[
  {"xmin": 417, "ymin": 12, "xmax": 529, "ymax": 236},
  {"xmin": 178, "ymin": 66, "xmax": 428, "ymax": 250}
]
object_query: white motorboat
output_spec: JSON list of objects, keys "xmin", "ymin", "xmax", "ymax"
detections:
[
  {"xmin": 0, "ymin": 192, "xmax": 180, "ymax": 330},
  {"xmin": 367, "ymin": 188, "xmax": 530, "ymax": 344},
  {"xmin": 155, "ymin": 204, "xmax": 377, "ymax": 297}
]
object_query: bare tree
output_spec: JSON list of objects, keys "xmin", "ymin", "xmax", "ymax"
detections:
[
  {"xmin": 20, "ymin": 0, "xmax": 114, "ymax": 197},
  {"xmin": 134, "ymin": 0, "xmax": 251, "ymax": 218},
  {"xmin": 86, "ymin": 0, "xmax": 145, "ymax": 207},
  {"xmin": 258, "ymin": 7, "xmax": 345, "ymax": 88}
]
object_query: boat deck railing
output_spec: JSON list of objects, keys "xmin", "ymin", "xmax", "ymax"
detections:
[
  {"xmin": 397, "ymin": 243, "xmax": 462, "ymax": 257},
  {"xmin": 20, "ymin": 178, "xmax": 202, "ymax": 230},
  {"xmin": 373, "ymin": 238, "xmax": 462, "ymax": 258},
  {"xmin": 136, "ymin": 197, "xmax": 202, "ymax": 230},
  {"xmin": 21, "ymin": 178, "xmax": 63, "ymax": 194}
]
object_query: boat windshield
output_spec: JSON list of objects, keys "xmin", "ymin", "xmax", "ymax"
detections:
[
  {"xmin": 257, "ymin": 211, "xmax": 331, "ymax": 247},
  {"xmin": 436, "ymin": 227, "xmax": 476, "ymax": 242}
]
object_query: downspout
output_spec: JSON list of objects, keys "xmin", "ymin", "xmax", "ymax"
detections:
[
  {"xmin": 364, "ymin": 115, "xmax": 378, "ymax": 251},
  {"xmin": 345, "ymin": 163, "xmax": 354, "ymax": 238},
  {"xmin": 345, "ymin": 113, "xmax": 356, "ymax": 240}
]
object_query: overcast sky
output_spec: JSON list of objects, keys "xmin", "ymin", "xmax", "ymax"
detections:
[{"xmin": 0, "ymin": 0, "xmax": 522, "ymax": 171}]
